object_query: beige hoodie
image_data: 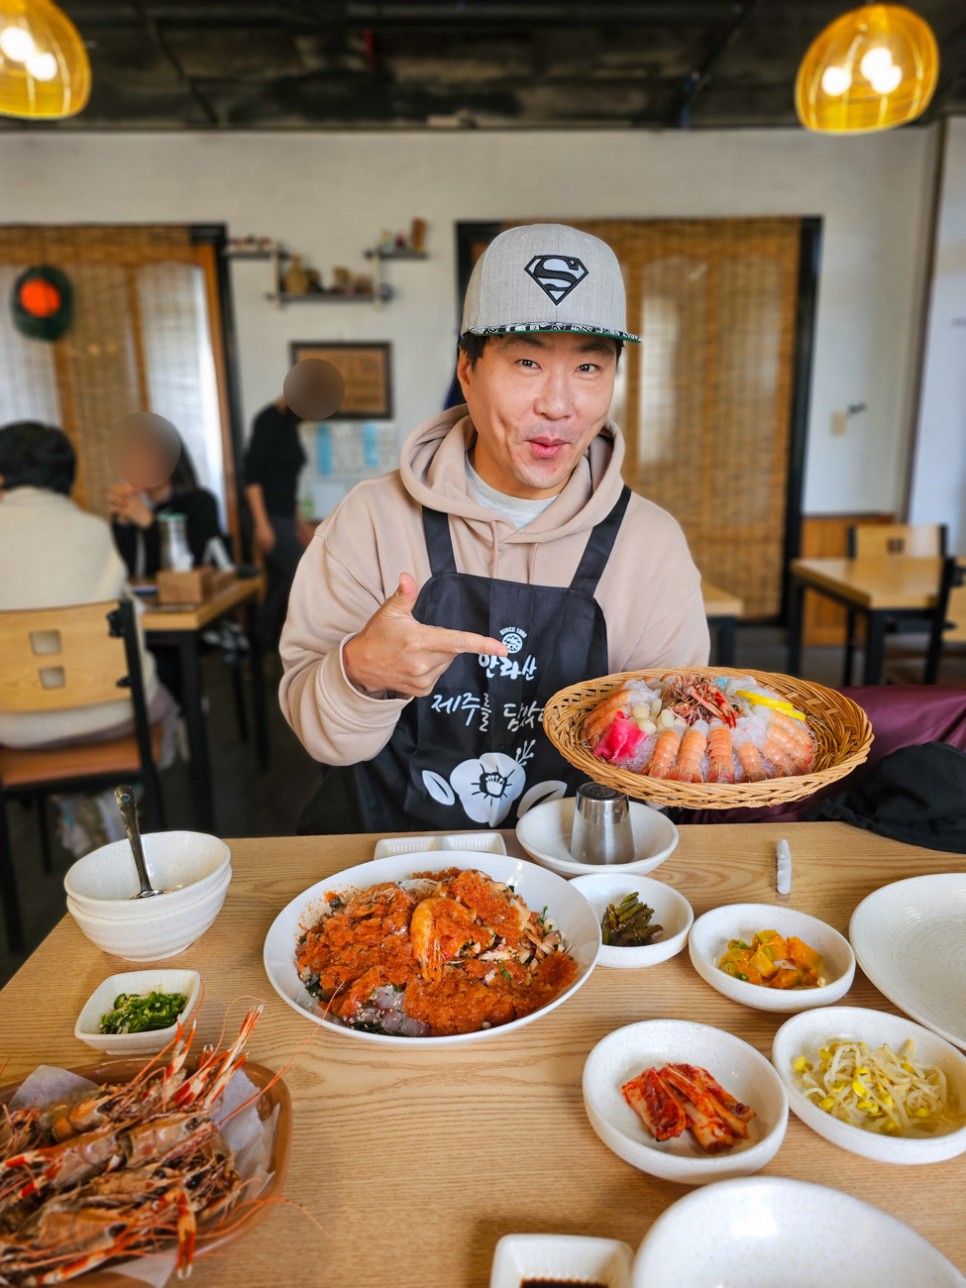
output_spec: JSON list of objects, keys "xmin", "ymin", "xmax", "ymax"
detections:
[{"xmin": 280, "ymin": 406, "xmax": 709, "ymax": 766}]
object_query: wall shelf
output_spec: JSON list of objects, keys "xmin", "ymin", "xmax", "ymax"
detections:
[
  {"xmin": 364, "ymin": 248, "xmax": 427, "ymax": 261},
  {"xmin": 225, "ymin": 248, "xmax": 290, "ymax": 261},
  {"xmin": 265, "ymin": 285, "xmax": 394, "ymax": 304}
]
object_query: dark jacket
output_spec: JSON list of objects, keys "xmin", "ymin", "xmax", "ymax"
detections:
[{"xmin": 113, "ymin": 489, "xmax": 222, "ymax": 578}]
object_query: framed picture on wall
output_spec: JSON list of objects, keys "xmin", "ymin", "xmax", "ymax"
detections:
[{"xmin": 290, "ymin": 341, "xmax": 393, "ymax": 420}]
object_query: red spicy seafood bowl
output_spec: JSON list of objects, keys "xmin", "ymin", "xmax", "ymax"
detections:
[{"xmin": 262, "ymin": 851, "xmax": 601, "ymax": 1048}]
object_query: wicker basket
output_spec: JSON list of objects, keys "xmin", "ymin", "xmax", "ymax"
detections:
[{"xmin": 543, "ymin": 667, "xmax": 873, "ymax": 811}]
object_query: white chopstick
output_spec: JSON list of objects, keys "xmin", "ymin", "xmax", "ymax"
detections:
[{"xmin": 776, "ymin": 838, "xmax": 792, "ymax": 896}]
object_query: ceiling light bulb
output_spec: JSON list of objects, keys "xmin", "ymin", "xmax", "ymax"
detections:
[
  {"xmin": 871, "ymin": 63, "xmax": 902, "ymax": 94},
  {"xmin": 26, "ymin": 50, "xmax": 57, "ymax": 81},
  {"xmin": 859, "ymin": 45, "xmax": 893, "ymax": 81},
  {"xmin": 821, "ymin": 65, "xmax": 852, "ymax": 96},
  {"xmin": 0, "ymin": 25, "xmax": 36, "ymax": 62}
]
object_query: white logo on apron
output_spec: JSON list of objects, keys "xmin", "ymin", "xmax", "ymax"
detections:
[{"xmin": 421, "ymin": 741, "xmax": 562, "ymax": 827}]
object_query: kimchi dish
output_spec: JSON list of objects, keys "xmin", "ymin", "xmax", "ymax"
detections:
[{"xmin": 295, "ymin": 868, "xmax": 579, "ymax": 1037}]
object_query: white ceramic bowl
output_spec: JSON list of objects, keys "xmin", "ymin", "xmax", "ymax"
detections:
[
  {"xmin": 632, "ymin": 1177, "xmax": 966, "ymax": 1287},
  {"xmin": 583, "ymin": 1019, "xmax": 788, "ymax": 1185},
  {"xmin": 491, "ymin": 1235, "xmax": 633, "ymax": 1288},
  {"xmin": 772, "ymin": 1006, "xmax": 966, "ymax": 1165},
  {"xmin": 516, "ymin": 797, "xmax": 678, "ymax": 877},
  {"xmin": 67, "ymin": 867, "xmax": 231, "ymax": 961},
  {"xmin": 570, "ymin": 874, "xmax": 693, "ymax": 969},
  {"xmin": 689, "ymin": 902, "xmax": 855, "ymax": 1013},
  {"xmin": 263, "ymin": 850, "xmax": 600, "ymax": 1047},
  {"xmin": 65, "ymin": 832, "xmax": 230, "ymax": 917},
  {"xmin": 74, "ymin": 969, "xmax": 202, "ymax": 1054}
]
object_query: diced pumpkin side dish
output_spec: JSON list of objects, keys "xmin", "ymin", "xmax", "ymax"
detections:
[{"xmin": 717, "ymin": 929, "xmax": 825, "ymax": 990}]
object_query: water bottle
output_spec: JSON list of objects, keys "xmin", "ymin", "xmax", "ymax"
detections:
[{"xmin": 159, "ymin": 513, "xmax": 193, "ymax": 571}]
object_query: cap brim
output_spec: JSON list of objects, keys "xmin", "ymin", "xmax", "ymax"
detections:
[{"xmin": 463, "ymin": 322, "xmax": 641, "ymax": 344}]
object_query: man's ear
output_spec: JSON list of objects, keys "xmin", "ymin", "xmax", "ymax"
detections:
[{"xmin": 456, "ymin": 348, "xmax": 473, "ymax": 401}]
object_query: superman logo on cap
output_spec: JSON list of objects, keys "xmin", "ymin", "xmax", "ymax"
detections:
[{"xmin": 524, "ymin": 255, "xmax": 588, "ymax": 306}]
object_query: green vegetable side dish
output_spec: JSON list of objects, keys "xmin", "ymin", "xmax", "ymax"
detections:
[
  {"xmin": 99, "ymin": 990, "xmax": 188, "ymax": 1035},
  {"xmin": 601, "ymin": 893, "xmax": 663, "ymax": 948}
]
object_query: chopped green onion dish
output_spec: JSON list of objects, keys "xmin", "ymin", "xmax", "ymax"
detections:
[{"xmin": 99, "ymin": 990, "xmax": 188, "ymax": 1035}]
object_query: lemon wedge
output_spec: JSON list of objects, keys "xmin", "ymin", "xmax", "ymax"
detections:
[{"xmin": 735, "ymin": 690, "xmax": 807, "ymax": 721}]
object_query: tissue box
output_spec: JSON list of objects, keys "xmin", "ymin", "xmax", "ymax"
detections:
[{"xmin": 156, "ymin": 569, "xmax": 235, "ymax": 604}]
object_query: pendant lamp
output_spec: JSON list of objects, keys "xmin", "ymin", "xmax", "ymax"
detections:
[
  {"xmin": 796, "ymin": 4, "xmax": 938, "ymax": 134},
  {"xmin": 0, "ymin": 0, "xmax": 91, "ymax": 120}
]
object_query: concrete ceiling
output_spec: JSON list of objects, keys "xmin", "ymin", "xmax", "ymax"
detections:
[{"xmin": 4, "ymin": 1, "xmax": 965, "ymax": 130}]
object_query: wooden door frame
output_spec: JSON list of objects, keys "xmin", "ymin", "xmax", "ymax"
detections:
[
  {"xmin": 190, "ymin": 223, "xmax": 247, "ymax": 561},
  {"xmin": 456, "ymin": 217, "xmax": 823, "ymax": 626}
]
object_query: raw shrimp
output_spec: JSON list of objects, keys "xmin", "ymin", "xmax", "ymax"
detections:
[
  {"xmin": 583, "ymin": 688, "xmax": 634, "ymax": 746},
  {"xmin": 735, "ymin": 741, "xmax": 768, "ymax": 782},
  {"xmin": 762, "ymin": 722, "xmax": 813, "ymax": 773},
  {"xmin": 768, "ymin": 712, "xmax": 815, "ymax": 769},
  {"xmin": 706, "ymin": 721, "xmax": 735, "ymax": 784},
  {"xmin": 667, "ymin": 720, "xmax": 708, "ymax": 782},
  {"xmin": 645, "ymin": 727, "xmax": 683, "ymax": 779}
]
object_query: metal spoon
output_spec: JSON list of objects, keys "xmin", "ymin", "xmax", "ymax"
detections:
[{"xmin": 115, "ymin": 785, "xmax": 166, "ymax": 899}]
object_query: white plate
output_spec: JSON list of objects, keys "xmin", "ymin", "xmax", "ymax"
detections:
[
  {"xmin": 373, "ymin": 832, "xmax": 506, "ymax": 859},
  {"xmin": 850, "ymin": 874, "xmax": 966, "ymax": 1049},
  {"xmin": 570, "ymin": 874, "xmax": 693, "ymax": 969},
  {"xmin": 772, "ymin": 1005, "xmax": 966, "ymax": 1164},
  {"xmin": 515, "ymin": 797, "xmax": 678, "ymax": 877},
  {"xmin": 74, "ymin": 969, "xmax": 202, "ymax": 1054},
  {"xmin": 632, "ymin": 1177, "xmax": 966, "ymax": 1287},
  {"xmin": 262, "ymin": 851, "xmax": 600, "ymax": 1048},
  {"xmin": 582, "ymin": 1020, "xmax": 788, "ymax": 1185},
  {"xmin": 689, "ymin": 902, "xmax": 855, "ymax": 1012},
  {"xmin": 490, "ymin": 1234, "xmax": 633, "ymax": 1288}
]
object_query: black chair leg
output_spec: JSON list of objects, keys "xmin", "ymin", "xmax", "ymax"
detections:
[
  {"xmin": 843, "ymin": 609, "xmax": 857, "ymax": 687},
  {"xmin": 37, "ymin": 795, "xmax": 52, "ymax": 874},
  {"xmin": 0, "ymin": 794, "xmax": 25, "ymax": 954}
]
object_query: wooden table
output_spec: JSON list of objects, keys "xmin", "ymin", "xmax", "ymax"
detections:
[
  {"xmin": 701, "ymin": 579, "xmax": 743, "ymax": 666},
  {"xmin": 1, "ymin": 822, "xmax": 963, "ymax": 1286},
  {"xmin": 140, "ymin": 576, "xmax": 268, "ymax": 830},
  {"xmin": 788, "ymin": 556, "xmax": 943, "ymax": 685}
]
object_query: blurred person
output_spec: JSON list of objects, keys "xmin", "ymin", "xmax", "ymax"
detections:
[
  {"xmin": 244, "ymin": 396, "xmax": 312, "ymax": 650},
  {"xmin": 280, "ymin": 225, "xmax": 709, "ymax": 833},
  {"xmin": 0, "ymin": 421, "xmax": 177, "ymax": 855},
  {"xmin": 108, "ymin": 434, "xmax": 222, "ymax": 579}
]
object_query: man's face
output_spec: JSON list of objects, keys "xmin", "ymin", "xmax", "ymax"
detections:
[{"xmin": 457, "ymin": 332, "xmax": 617, "ymax": 500}]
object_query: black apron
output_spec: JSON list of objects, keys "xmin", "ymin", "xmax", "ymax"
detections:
[{"xmin": 298, "ymin": 486, "xmax": 630, "ymax": 834}]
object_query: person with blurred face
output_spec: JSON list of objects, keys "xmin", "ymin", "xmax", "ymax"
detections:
[{"xmin": 281, "ymin": 224, "xmax": 709, "ymax": 833}]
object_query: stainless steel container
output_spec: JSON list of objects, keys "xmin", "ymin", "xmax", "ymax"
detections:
[{"xmin": 569, "ymin": 782, "xmax": 635, "ymax": 865}]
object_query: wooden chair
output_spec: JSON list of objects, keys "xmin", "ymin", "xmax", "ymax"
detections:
[
  {"xmin": 843, "ymin": 523, "xmax": 947, "ymax": 684},
  {"xmin": 924, "ymin": 557, "xmax": 966, "ymax": 684},
  {"xmin": 0, "ymin": 599, "xmax": 164, "ymax": 953}
]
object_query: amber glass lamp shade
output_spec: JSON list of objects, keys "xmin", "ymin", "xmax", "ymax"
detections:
[
  {"xmin": 0, "ymin": 0, "xmax": 91, "ymax": 120},
  {"xmin": 796, "ymin": 4, "xmax": 938, "ymax": 134}
]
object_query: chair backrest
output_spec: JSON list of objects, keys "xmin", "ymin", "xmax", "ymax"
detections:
[
  {"xmin": 0, "ymin": 600, "xmax": 133, "ymax": 714},
  {"xmin": 848, "ymin": 522, "xmax": 947, "ymax": 558},
  {"xmin": 943, "ymin": 561, "xmax": 966, "ymax": 644}
]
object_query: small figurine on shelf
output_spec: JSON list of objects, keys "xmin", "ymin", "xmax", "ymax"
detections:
[
  {"xmin": 380, "ymin": 228, "xmax": 395, "ymax": 254},
  {"xmin": 306, "ymin": 269, "xmax": 323, "ymax": 293},
  {"xmin": 394, "ymin": 231, "xmax": 407, "ymax": 250},
  {"xmin": 410, "ymin": 218, "xmax": 427, "ymax": 254},
  {"xmin": 282, "ymin": 254, "xmax": 309, "ymax": 296},
  {"xmin": 352, "ymin": 273, "xmax": 373, "ymax": 295},
  {"xmin": 332, "ymin": 266, "xmax": 351, "ymax": 293}
]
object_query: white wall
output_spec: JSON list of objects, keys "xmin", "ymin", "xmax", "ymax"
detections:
[
  {"xmin": 908, "ymin": 117, "xmax": 966, "ymax": 549},
  {"xmin": 0, "ymin": 125, "xmax": 937, "ymax": 514}
]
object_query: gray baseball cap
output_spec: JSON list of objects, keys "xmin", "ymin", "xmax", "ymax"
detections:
[{"xmin": 461, "ymin": 223, "xmax": 640, "ymax": 343}]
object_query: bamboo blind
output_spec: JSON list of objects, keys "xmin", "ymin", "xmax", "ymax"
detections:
[
  {"xmin": 0, "ymin": 226, "xmax": 224, "ymax": 525},
  {"xmin": 502, "ymin": 217, "xmax": 802, "ymax": 618}
]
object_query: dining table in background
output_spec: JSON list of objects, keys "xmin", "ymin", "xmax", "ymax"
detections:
[
  {"xmin": 787, "ymin": 555, "xmax": 944, "ymax": 685},
  {"xmin": 0, "ymin": 821, "xmax": 962, "ymax": 1287},
  {"xmin": 700, "ymin": 578, "xmax": 743, "ymax": 666},
  {"xmin": 140, "ymin": 574, "xmax": 268, "ymax": 832}
]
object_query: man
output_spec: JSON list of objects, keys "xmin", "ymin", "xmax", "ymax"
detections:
[
  {"xmin": 281, "ymin": 224, "xmax": 709, "ymax": 833},
  {"xmin": 244, "ymin": 396, "xmax": 311, "ymax": 649}
]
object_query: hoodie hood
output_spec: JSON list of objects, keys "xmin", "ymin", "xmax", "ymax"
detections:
[{"xmin": 399, "ymin": 403, "xmax": 627, "ymax": 546}]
